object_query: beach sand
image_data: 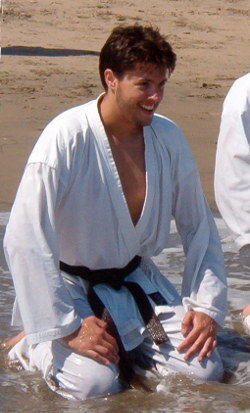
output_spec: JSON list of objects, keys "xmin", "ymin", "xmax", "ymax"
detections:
[{"xmin": 1, "ymin": 0, "xmax": 250, "ymax": 211}]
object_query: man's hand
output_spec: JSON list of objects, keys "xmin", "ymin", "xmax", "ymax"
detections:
[
  {"xmin": 177, "ymin": 310, "xmax": 217, "ymax": 363},
  {"xmin": 62, "ymin": 315, "xmax": 120, "ymax": 365}
]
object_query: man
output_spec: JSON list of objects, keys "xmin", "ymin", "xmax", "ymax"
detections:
[
  {"xmin": 214, "ymin": 72, "xmax": 250, "ymax": 333},
  {"xmin": 4, "ymin": 24, "xmax": 227, "ymax": 400}
]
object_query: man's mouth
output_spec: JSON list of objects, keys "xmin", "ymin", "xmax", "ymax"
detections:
[{"xmin": 140, "ymin": 104, "xmax": 155, "ymax": 112}]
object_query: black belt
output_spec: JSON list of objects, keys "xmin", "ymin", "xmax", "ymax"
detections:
[{"xmin": 60, "ymin": 257, "xmax": 168, "ymax": 346}]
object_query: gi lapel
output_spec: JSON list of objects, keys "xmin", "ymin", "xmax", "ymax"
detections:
[{"xmin": 86, "ymin": 99, "xmax": 141, "ymax": 256}]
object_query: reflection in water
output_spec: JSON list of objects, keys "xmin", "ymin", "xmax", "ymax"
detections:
[{"xmin": 0, "ymin": 215, "xmax": 249, "ymax": 413}]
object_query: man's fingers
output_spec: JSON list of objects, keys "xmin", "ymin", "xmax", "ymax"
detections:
[
  {"xmin": 95, "ymin": 318, "xmax": 108, "ymax": 329},
  {"xmin": 80, "ymin": 316, "xmax": 119, "ymax": 353},
  {"xmin": 182, "ymin": 336, "xmax": 202, "ymax": 361},
  {"xmin": 87, "ymin": 347, "xmax": 120, "ymax": 365},
  {"xmin": 102, "ymin": 331, "xmax": 120, "ymax": 353},
  {"xmin": 89, "ymin": 329, "xmax": 119, "ymax": 354},
  {"xmin": 84, "ymin": 330, "xmax": 119, "ymax": 355},
  {"xmin": 91, "ymin": 318, "xmax": 120, "ymax": 353},
  {"xmin": 178, "ymin": 323, "xmax": 217, "ymax": 361},
  {"xmin": 62, "ymin": 315, "xmax": 120, "ymax": 364},
  {"xmin": 197, "ymin": 338, "xmax": 217, "ymax": 362},
  {"xmin": 177, "ymin": 328, "xmax": 199, "ymax": 352},
  {"xmin": 76, "ymin": 336, "xmax": 120, "ymax": 364},
  {"xmin": 178, "ymin": 311, "xmax": 218, "ymax": 361},
  {"xmin": 181, "ymin": 334, "xmax": 217, "ymax": 361},
  {"xmin": 93, "ymin": 344, "xmax": 120, "ymax": 365}
]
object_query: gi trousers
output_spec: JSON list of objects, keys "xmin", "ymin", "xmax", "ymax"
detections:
[{"xmin": 8, "ymin": 304, "xmax": 224, "ymax": 401}]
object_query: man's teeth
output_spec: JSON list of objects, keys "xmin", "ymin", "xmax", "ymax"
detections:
[{"xmin": 141, "ymin": 104, "xmax": 154, "ymax": 110}]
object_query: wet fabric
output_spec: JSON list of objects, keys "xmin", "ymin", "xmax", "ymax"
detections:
[{"xmin": 8, "ymin": 302, "xmax": 224, "ymax": 401}]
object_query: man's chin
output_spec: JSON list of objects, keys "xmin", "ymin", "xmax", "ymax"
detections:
[{"xmin": 141, "ymin": 114, "xmax": 155, "ymax": 127}]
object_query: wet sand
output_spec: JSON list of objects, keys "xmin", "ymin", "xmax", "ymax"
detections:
[{"xmin": 1, "ymin": 0, "xmax": 250, "ymax": 210}]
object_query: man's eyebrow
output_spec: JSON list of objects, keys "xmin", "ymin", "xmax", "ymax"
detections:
[{"xmin": 137, "ymin": 76, "xmax": 167, "ymax": 82}]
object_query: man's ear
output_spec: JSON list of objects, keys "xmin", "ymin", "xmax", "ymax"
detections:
[{"xmin": 104, "ymin": 69, "xmax": 117, "ymax": 92}]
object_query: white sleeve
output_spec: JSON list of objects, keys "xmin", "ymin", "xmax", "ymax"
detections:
[
  {"xmin": 4, "ymin": 163, "xmax": 86, "ymax": 345},
  {"xmin": 214, "ymin": 78, "xmax": 250, "ymax": 250},
  {"xmin": 166, "ymin": 121, "xmax": 227, "ymax": 327},
  {"xmin": 173, "ymin": 167, "xmax": 227, "ymax": 327}
]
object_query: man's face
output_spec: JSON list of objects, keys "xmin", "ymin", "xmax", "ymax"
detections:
[{"xmin": 110, "ymin": 63, "xmax": 167, "ymax": 129}]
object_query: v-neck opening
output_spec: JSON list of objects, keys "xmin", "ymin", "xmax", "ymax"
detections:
[
  {"xmin": 88, "ymin": 96, "xmax": 156, "ymax": 240},
  {"xmin": 135, "ymin": 127, "xmax": 155, "ymax": 233},
  {"xmin": 102, "ymin": 124, "xmax": 150, "ymax": 229}
]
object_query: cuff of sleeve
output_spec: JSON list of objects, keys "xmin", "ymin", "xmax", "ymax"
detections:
[
  {"xmin": 25, "ymin": 315, "xmax": 82, "ymax": 345},
  {"xmin": 182, "ymin": 297, "xmax": 226, "ymax": 328}
]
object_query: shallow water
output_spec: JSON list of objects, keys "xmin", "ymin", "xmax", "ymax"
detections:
[{"xmin": 0, "ymin": 213, "xmax": 249, "ymax": 413}]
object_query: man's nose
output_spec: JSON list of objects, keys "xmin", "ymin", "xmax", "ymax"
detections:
[{"xmin": 148, "ymin": 90, "xmax": 162, "ymax": 103}]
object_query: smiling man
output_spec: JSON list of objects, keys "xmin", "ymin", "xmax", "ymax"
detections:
[{"xmin": 4, "ymin": 24, "xmax": 227, "ymax": 400}]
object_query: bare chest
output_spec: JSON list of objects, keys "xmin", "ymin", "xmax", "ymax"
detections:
[{"xmin": 109, "ymin": 140, "xmax": 146, "ymax": 226}]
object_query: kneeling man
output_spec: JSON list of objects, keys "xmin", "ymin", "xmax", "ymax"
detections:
[{"xmin": 4, "ymin": 24, "xmax": 227, "ymax": 400}]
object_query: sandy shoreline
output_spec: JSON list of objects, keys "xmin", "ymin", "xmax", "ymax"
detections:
[{"xmin": 1, "ymin": 0, "xmax": 250, "ymax": 211}]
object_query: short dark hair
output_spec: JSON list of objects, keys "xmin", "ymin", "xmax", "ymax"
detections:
[{"xmin": 99, "ymin": 24, "xmax": 176, "ymax": 90}]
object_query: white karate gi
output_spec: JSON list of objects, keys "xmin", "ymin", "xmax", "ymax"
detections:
[
  {"xmin": 214, "ymin": 72, "xmax": 250, "ymax": 334},
  {"xmin": 215, "ymin": 72, "xmax": 250, "ymax": 250},
  {"xmin": 5, "ymin": 95, "xmax": 227, "ymax": 400}
]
